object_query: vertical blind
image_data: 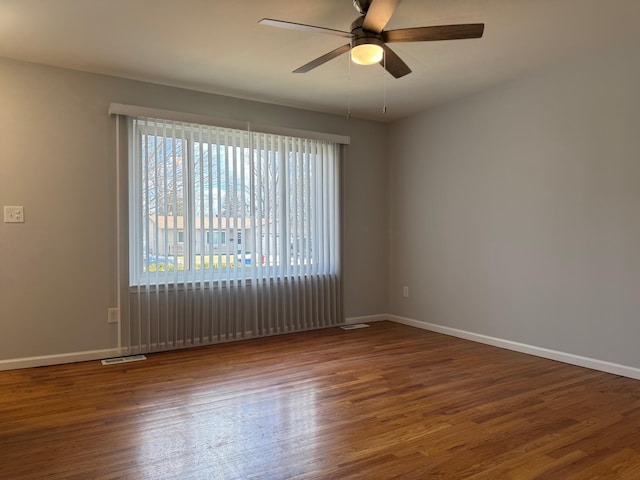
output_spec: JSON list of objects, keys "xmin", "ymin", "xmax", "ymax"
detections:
[{"xmin": 125, "ymin": 116, "xmax": 342, "ymax": 353}]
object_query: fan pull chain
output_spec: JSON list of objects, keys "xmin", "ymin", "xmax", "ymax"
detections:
[
  {"xmin": 383, "ymin": 49, "xmax": 387, "ymax": 115},
  {"xmin": 347, "ymin": 47, "xmax": 352, "ymax": 119}
]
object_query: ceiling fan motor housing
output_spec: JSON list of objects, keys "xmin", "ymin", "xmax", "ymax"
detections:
[
  {"xmin": 351, "ymin": 17, "xmax": 384, "ymax": 47},
  {"xmin": 351, "ymin": 35, "xmax": 384, "ymax": 51}
]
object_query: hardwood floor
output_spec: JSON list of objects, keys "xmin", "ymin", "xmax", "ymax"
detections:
[{"xmin": 2, "ymin": 321, "xmax": 640, "ymax": 479}]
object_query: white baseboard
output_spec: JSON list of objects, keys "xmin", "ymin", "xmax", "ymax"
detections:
[
  {"xmin": 344, "ymin": 314, "xmax": 389, "ymax": 325},
  {"xmin": 0, "ymin": 348, "xmax": 122, "ymax": 371},
  {"xmin": 4, "ymin": 316, "xmax": 640, "ymax": 380},
  {"xmin": 386, "ymin": 314, "xmax": 640, "ymax": 381}
]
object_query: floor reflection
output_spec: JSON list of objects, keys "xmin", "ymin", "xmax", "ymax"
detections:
[{"xmin": 136, "ymin": 380, "xmax": 319, "ymax": 478}]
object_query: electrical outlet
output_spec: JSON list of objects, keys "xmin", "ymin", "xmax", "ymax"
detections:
[
  {"xmin": 4, "ymin": 206, "xmax": 24, "ymax": 223},
  {"xmin": 107, "ymin": 308, "xmax": 120, "ymax": 324},
  {"xmin": 403, "ymin": 286, "xmax": 409, "ymax": 298}
]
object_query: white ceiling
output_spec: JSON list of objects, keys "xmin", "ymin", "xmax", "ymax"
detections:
[{"xmin": 1, "ymin": 0, "xmax": 640, "ymax": 121}]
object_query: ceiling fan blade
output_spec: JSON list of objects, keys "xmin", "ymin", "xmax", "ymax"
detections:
[
  {"xmin": 259, "ymin": 18, "xmax": 352, "ymax": 38},
  {"xmin": 383, "ymin": 23, "xmax": 485, "ymax": 43},
  {"xmin": 293, "ymin": 44, "xmax": 351, "ymax": 73},
  {"xmin": 362, "ymin": 0, "xmax": 402, "ymax": 33},
  {"xmin": 381, "ymin": 45, "xmax": 411, "ymax": 78}
]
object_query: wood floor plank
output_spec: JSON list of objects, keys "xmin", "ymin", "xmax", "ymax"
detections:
[{"xmin": 1, "ymin": 321, "xmax": 640, "ymax": 479}]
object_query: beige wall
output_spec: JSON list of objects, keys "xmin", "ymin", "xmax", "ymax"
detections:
[
  {"xmin": 388, "ymin": 44, "xmax": 640, "ymax": 368},
  {"xmin": 0, "ymin": 57, "xmax": 389, "ymax": 360}
]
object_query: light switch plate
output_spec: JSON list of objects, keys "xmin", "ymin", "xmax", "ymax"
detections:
[
  {"xmin": 4, "ymin": 206, "xmax": 24, "ymax": 223},
  {"xmin": 107, "ymin": 308, "xmax": 120, "ymax": 324}
]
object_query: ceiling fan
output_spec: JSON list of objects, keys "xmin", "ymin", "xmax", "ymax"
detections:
[{"xmin": 259, "ymin": 0, "xmax": 485, "ymax": 79}]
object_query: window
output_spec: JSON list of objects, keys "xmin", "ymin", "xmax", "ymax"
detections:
[
  {"xmin": 206, "ymin": 231, "xmax": 226, "ymax": 245},
  {"xmin": 129, "ymin": 117, "xmax": 340, "ymax": 285}
]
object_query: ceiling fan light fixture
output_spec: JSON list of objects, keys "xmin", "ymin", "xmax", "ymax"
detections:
[{"xmin": 351, "ymin": 38, "xmax": 384, "ymax": 65}]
